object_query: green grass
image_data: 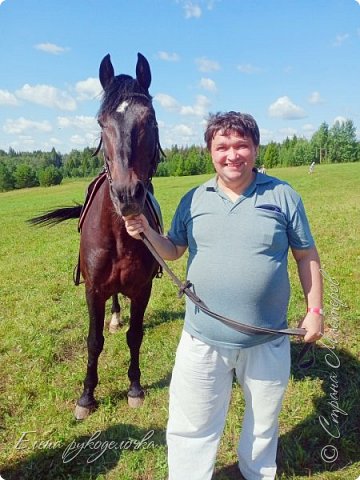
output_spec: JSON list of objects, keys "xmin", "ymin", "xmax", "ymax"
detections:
[{"xmin": 0, "ymin": 163, "xmax": 359, "ymax": 479}]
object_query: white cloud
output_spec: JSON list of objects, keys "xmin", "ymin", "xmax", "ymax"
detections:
[
  {"xmin": 174, "ymin": 124, "xmax": 193, "ymax": 136},
  {"xmin": 333, "ymin": 33, "xmax": 350, "ymax": 47},
  {"xmin": 268, "ymin": 96, "xmax": 306, "ymax": 120},
  {"xmin": 70, "ymin": 134, "xmax": 86, "ymax": 145},
  {"xmin": 75, "ymin": 77, "xmax": 102, "ymax": 100},
  {"xmin": 195, "ymin": 57, "xmax": 220, "ymax": 72},
  {"xmin": 355, "ymin": 0, "xmax": 360, "ymax": 6},
  {"xmin": 333, "ymin": 116, "xmax": 347, "ymax": 125},
  {"xmin": 206, "ymin": 0, "xmax": 217, "ymax": 10},
  {"xmin": 70, "ymin": 132, "xmax": 98, "ymax": 147},
  {"xmin": 154, "ymin": 93, "xmax": 180, "ymax": 111},
  {"xmin": 302, "ymin": 123, "xmax": 316, "ymax": 133},
  {"xmin": 259, "ymin": 128, "xmax": 274, "ymax": 143},
  {"xmin": 0, "ymin": 89, "xmax": 19, "ymax": 106},
  {"xmin": 237, "ymin": 64, "xmax": 262, "ymax": 74},
  {"xmin": 283, "ymin": 65, "xmax": 294, "ymax": 75},
  {"xmin": 278, "ymin": 127, "xmax": 298, "ymax": 137},
  {"xmin": 308, "ymin": 91, "xmax": 324, "ymax": 104},
  {"xmin": 34, "ymin": 42, "xmax": 69, "ymax": 55},
  {"xmin": 0, "ymin": 0, "xmax": 6, "ymax": 5},
  {"xmin": 159, "ymin": 121, "xmax": 200, "ymax": 148},
  {"xmin": 180, "ymin": 94, "xmax": 210, "ymax": 117},
  {"xmin": 157, "ymin": 51, "xmax": 180, "ymax": 62},
  {"xmin": 3, "ymin": 117, "xmax": 52, "ymax": 134},
  {"xmin": 15, "ymin": 84, "xmax": 77, "ymax": 111},
  {"xmin": 199, "ymin": 77, "xmax": 217, "ymax": 92},
  {"xmin": 49, "ymin": 137, "xmax": 61, "ymax": 145},
  {"xmin": 57, "ymin": 115, "xmax": 97, "ymax": 131},
  {"xmin": 183, "ymin": 2, "xmax": 202, "ymax": 18}
]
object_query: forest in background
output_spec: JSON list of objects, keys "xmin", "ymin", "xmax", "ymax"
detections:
[{"xmin": 0, "ymin": 119, "xmax": 359, "ymax": 191}]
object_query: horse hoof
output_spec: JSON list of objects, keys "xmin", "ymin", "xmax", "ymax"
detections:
[
  {"xmin": 108, "ymin": 313, "xmax": 123, "ymax": 333},
  {"xmin": 74, "ymin": 403, "xmax": 96, "ymax": 420},
  {"xmin": 109, "ymin": 323, "xmax": 121, "ymax": 334},
  {"xmin": 128, "ymin": 396, "xmax": 144, "ymax": 408}
]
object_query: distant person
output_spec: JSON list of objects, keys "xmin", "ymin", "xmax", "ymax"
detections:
[
  {"xmin": 124, "ymin": 111, "xmax": 323, "ymax": 480},
  {"xmin": 258, "ymin": 164, "xmax": 266, "ymax": 174},
  {"xmin": 309, "ymin": 161, "xmax": 315, "ymax": 174}
]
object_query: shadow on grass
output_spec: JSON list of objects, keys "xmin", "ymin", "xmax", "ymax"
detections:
[
  {"xmin": 276, "ymin": 341, "xmax": 360, "ymax": 477},
  {"xmin": 0, "ymin": 423, "xmax": 166, "ymax": 480},
  {"xmin": 144, "ymin": 309, "xmax": 184, "ymax": 329},
  {"xmin": 105, "ymin": 371, "xmax": 173, "ymax": 405},
  {"xmin": 213, "ymin": 341, "xmax": 360, "ymax": 480},
  {"xmin": 213, "ymin": 464, "xmax": 246, "ymax": 479},
  {"xmin": 2, "ymin": 342, "xmax": 358, "ymax": 480}
]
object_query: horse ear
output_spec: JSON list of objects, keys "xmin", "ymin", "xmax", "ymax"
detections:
[
  {"xmin": 136, "ymin": 52, "xmax": 151, "ymax": 91},
  {"xmin": 99, "ymin": 54, "xmax": 115, "ymax": 90}
]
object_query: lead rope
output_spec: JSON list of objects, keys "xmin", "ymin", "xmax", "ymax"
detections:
[{"xmin": 140, "ymin": 232, "xmax": 315, "ymax": 368}]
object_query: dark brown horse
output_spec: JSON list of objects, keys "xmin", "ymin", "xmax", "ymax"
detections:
[{"xmin": 30, "ymin": 53, "xmax": 163, "ymax": 419}]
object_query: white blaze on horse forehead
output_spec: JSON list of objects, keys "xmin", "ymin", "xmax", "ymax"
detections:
[{"xmin": 116, "ymin": 100, "xmax": 130, "ymax": 113}]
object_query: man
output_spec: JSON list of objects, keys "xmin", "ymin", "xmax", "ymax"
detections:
[{"xmin": 124, "ymin": 111, "xmax": 323, "ymax": 480}]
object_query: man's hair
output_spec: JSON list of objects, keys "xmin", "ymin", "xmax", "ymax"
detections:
[{"xmin": 204, "ymin": 111, "xmax": 260, "ymax": 149}]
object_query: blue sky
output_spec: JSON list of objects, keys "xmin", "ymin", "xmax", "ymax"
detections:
[{"xmin": 1, "ymin": 0, "xmax": 360, "ymax": 153}]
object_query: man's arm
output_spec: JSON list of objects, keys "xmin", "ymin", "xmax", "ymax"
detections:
[
  {"xmin": 123, "ymin": 214, "xmax": 187, "ymax": 261},
  {"xmin": 291, "ymin": 246, "xmax": 324, "ymax": 343}
]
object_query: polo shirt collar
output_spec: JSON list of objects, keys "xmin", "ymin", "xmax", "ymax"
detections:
[{"xmin": 204, "ymin": 170, "xmax": 273, "ymax": 196}]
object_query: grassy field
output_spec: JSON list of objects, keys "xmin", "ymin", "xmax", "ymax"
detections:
[{"xmin": 0, "ymin": 163, "xmax": 359, "ymax": 480}]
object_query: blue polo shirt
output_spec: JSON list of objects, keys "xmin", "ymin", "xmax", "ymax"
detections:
[{"xmin": 167, "ymin": 172, "xmax": 315, "ymax": 348}]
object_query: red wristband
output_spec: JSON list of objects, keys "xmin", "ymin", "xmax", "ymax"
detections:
[{"xmin": 307, "ymin": 307, "xmax": 324, "ymax": 315}]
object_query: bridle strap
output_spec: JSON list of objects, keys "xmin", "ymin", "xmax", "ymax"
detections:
[
  {"xmin": 92, "ymin": 96, "xmax": 163, "ymax": 186},
  {"xmin": 92, "ymin": 136, "xmax": 103, "ymax": 158}
]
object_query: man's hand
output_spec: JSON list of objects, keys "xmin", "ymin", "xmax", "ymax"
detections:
[
  {"xmin": 123, "ymin": 214, "xmax": 149, "ymax": 240},
  {"xmin": 298, "ymin": 312, "xmax": 324, "ymax": 343}
]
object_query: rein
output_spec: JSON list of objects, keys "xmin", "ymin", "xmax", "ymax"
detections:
[{"xmin": 140, "ymin": 232, "xmax": 315, "ymax": 368}]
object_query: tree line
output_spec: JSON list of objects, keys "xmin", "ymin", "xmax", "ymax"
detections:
[{"xmin": 0, "ymin": 119, "xmax": 359, "ymax": 192}]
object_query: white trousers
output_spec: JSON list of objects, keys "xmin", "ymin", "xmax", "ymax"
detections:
[{"xmin": 166, "ymin": 331, "xmax": 291, "ymax": 480}]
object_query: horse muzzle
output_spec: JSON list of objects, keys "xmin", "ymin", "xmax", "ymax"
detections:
[{"xmin": 110, "ymin": 181, "xmax": 146, "ymax": 217}]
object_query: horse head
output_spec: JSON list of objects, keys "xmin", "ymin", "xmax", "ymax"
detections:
[{"xmin": 97, "ymin": 53, "xmax": 161, "ymax": 217}]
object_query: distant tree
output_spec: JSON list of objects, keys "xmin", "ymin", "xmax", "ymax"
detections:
[
  {"xmin": 328, "ymin": 119, "xmax": 358, "ymax": 163},
  {"xmin": 14, "ymin": 164, "xmax": 38, "ymax": 189},
  {"xmin": 156, "ymin": 160, "xmax": 170, "ymax": 177},
  {"xmin": 292, "ymin": 138, "xmax": 314, "ymax": 166},
  {"xmin": 42, "ymin": 147, "xmax": 63, "ymax": 168},
  {"xmin": 263, "ymin": 142, "xmax": 279, "ymax": 168},
  {"xmin": 278, "ymin": 143, "xmax": 293, "ymax": 167},
  {"xmin": 0, "ymin": 162, "xmax": 15, "ymax": 191},
  {"xmin": 311, "ymin": 122, "xmax": 329, "ymax": 163},
  {"xmin": 38, "ymin": 165, "xmax": 63, "ymax": 187},
  {"xmin": 89, "ymin": 154, "xmax": 102, "ymax": 176}
]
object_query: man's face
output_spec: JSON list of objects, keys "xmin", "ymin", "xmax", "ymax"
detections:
[{"xmin": 210, "ymin": 130, "xmax": 258, "ymax": 189}]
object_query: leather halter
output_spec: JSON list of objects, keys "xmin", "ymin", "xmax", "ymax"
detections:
[{"xmin": 92, "ymin": 93, "xmax": 164, "ymax": 186}]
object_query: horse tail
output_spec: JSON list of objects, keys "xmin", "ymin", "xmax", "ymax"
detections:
[{"xmin": 28, "ymin": 205, "xmax": 83, "ymax": 227}]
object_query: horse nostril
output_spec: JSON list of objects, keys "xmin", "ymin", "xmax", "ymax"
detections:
[{"xmin": 111, "ymin": 185, "xmax": 125, "ymax": 204}]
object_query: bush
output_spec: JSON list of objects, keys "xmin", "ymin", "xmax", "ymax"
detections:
[
  {"xmin": 38, "ymin": 166, "xmax": 63, "ymax": 187},
  {"xmin": 14, "ymin": 164, "xmax": 39, "ymax": 189},
  {"xmin": 0, "ymin": 162, "xmax": 15, "ymax": 191}
]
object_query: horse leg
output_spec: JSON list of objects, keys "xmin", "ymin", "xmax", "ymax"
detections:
[
  {"xmin": 109, "ymin": 294, "xmax": 123, "ymax": 333},
  {"xmin": 127, "ymin": 283, "xmax": 152, "ymax": 408},
  {"xmin": 75, "ymin": 289, "xmax": 105, "ymax": 420}
]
